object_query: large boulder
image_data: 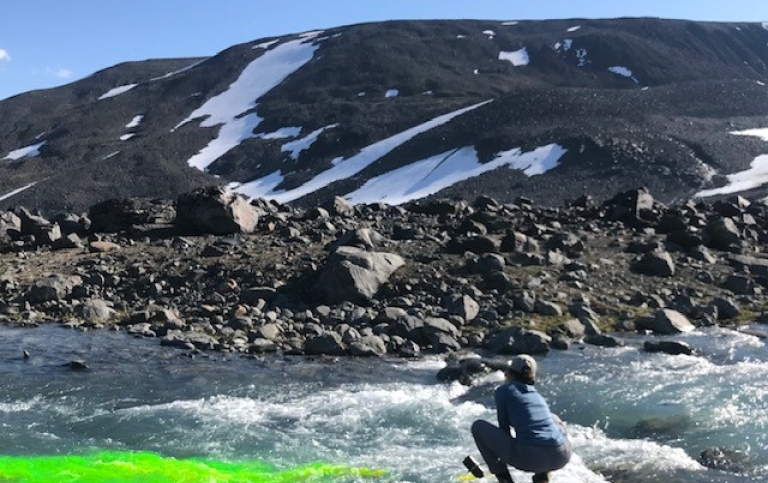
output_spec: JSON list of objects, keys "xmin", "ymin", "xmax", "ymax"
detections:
[
  {"xmin": 486, "ymin": 327, "xmax": 551, "ymax": 355},
  {"xmin": 637, "ymin": 309, "xmax": 695, "ymax": 335},
  {"xmin": 175, "ymin": 187, "xmax": 259, "ymax": 235},
  {"xmin": 314, "ymin": 247, "xmax": 405, "ymax": 304},
  {"xmin": 89, "ymin": 198, "xmax": 175, "ymax": 233},
  {"xmin": 602, "ymin": 187, "xmax": 659, "ymax": 227},
  {"xmin": 25, "ymin": 274, "xmax": 83, "ymax": 303},
  {"xmin": 632, "ymin": 250, "xmax": 675, "ymax": 277},
  {"xmin": 704, "ymin": 217, "xmax": 741, "ymax": 250}
]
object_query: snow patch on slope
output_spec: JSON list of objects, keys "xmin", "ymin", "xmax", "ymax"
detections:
[
  {"xmin": 151, "ymin": 59, "xmax": 207, "ymax": 81},
  {"xmin": 0, "ymin": 181, "xmax": 37, "ymax": 201},
  {"xmin": 98, "ymin": 84, "xmax": 138, "ymax": 100},
  {"xmin": 696, "ymin": 128, "xmax": 768, "ymax": 198},
  {"xmin": 345, "ymin": 143, "xmax": 567, "ymax": 205},
  {"xmin": 175, "ymin": 33, "xmax": 322, "ymax": 171},
  {"xmin": 233, "ymin": 100, "xmax": 493, "ymax": 203},
  {"xmin": 3, "ymin": 141, "xmax": 45, "ymax": 160},
  {"xmin": 499, "ymin": 48, "xmax": 529, "ymax": 66},
  {"xmin": 608, "ymin": 66, "xmax": 639, "ymax": 83},
  {"xmin": 126, "ymin": 115, "xmax": 144, "ymax": 129}
]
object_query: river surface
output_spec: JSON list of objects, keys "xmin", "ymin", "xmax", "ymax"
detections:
[{"xmin": 0, "ymin": 323, "xmax": 766, "ymax": 482}]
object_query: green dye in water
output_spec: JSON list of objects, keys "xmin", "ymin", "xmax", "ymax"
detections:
[{"xmin": 0, "ymin": 450, "xmax": 385, "ymax": 483}]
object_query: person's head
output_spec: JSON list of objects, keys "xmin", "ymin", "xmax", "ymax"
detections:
[{"xmin": 505, "ymin": 354, "xmax": 537, "ymax": 385}]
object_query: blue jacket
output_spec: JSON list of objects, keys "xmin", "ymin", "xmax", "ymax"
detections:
[{"xmin": 495, "ymin": 381, "xmax": 567, "ymax": 446}]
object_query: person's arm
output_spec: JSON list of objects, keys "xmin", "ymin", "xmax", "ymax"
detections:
[
  {"xmin": 495, "ymin": 386, "xmax": 510, "ymax": 433},
  {"xmin": 552, "ymin": 413, "xmax": 568, "ymax": 436}
]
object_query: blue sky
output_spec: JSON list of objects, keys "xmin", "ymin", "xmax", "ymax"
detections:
[{"xmin": 2, "ymin": 0, "xmax": 768, "ymax": 100}]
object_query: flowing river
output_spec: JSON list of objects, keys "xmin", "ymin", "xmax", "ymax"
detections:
[{"xmin": 0, "ymin": 323, "xmax": 765, "ymax": 483}]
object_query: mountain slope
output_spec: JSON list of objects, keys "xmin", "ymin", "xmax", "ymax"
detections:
[{"xmin": 2, "ymin": 18, "xmax": 768, "ymax": 212}]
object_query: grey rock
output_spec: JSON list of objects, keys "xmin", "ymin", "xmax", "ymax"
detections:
[
  {"xmin": 535, "ymin": 300, "xmax": 563, "ymax": 317},
  {"xmin": 175, "ymin": 187, "xmax": 259, "ymax": 235},
  {"xmin": 632, "ymin": 250, "xmax": 675, "ymax": 277},
  {"xmin": 584, "ymin": 334, "xmax": 624, "ymax": 347},
  {"xmin": 447, "ymin": 294, "xmax": 480, "ymax": 322},
  {"xmin": 314, "ymin": 247, "xmax": 404, "ymax": 304},
  {"xmin": 637, "ymin": 309, "xmax": 695, "ymax": 334},
  {"xmin": 26, "ymin": 274, "xmax": 83, "ymax": 303},
  {"xmin": 643, "ymin": 340, "xmax": 695, "ymax": 356},
  {"xmin": 305, "ymin": 332, "xmax": 347, "ymax": 356},
  {"xmin": 78, "ymin": 298, "xmax": 116, "ymax": 323}
]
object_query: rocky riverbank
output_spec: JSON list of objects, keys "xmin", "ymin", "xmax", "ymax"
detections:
[{"xmin": 1, "ymin": 186, "xmax": 766, "ymax": 370}]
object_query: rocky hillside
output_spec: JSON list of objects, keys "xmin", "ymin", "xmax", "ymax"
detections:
[
  {"xmin": 2, "ymin": 18, "xmax": 768, "ymax": 213},
  {"xmin": 1, "ymin": 187, "xmax": 766, "ymax": 368}
]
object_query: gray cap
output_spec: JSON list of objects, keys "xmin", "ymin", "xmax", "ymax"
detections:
[{"xmin": 509, "ymin": 354, "xmax": 537, "ymax": 377}]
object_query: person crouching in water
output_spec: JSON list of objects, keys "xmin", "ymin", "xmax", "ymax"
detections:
[{"xmin": 471, "ymin": 355, "xmax": 571, "ymax": 483}]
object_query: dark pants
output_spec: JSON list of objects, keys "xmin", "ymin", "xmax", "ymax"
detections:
[{"xmin": 471, "ymin": 419, "xmax": 571, "ymax": 475}]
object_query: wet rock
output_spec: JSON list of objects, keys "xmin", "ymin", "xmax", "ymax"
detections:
[
  {"xmin": 305, "ymin": 332, "xmax": 347, "ymax": 356},
  {"xmin": 637, "ymin": 309, "xmax": 695, "ymax": 334},
  {"xmin": 698, "ymin": 447, "xmax": 751, "ymax": 473},
  {"xmin": 584, "ymin": 334, "xmax": 624, "ymax": 347},
  {"xmin": 64, "ymin": 360, "xmax": 89, "ymax": 370},
  {"xmin": 712, "ymin": 297, "xmax": 740, "ymax": 320},
  {"xmin": 643, "ymin": 340, "xmax": 695, "ymax": 355}
]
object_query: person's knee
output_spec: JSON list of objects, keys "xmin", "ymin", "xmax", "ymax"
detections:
[{"xmin": 471, "ymin": 419, "xmax": 490, "ymax": 437}]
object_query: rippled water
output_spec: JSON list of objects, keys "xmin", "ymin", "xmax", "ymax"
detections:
[{"xmin": 0, "ymin": 324, "xmax": 765, "ymax": 482}]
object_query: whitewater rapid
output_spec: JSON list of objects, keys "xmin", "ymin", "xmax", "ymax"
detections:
[{"xmin": 0, "ymin": 324, "xmax": 765, "ymax": 482}]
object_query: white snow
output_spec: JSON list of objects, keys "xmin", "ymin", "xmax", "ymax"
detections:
[
  {"xmin": 473, "ymin": 69, "xmax": 479, "ymax": 75},
  {"xmin": 567, "ymin": 25, "xmax": 582, "ymax": 32},
  {"xmin": 483, "ymin": 30, "xmax": 496, "ymax": 37},
  {"xmin": 120, "ymin": 133, "xmax": 135, "ymax": 141},
  {"xmin": 731, "ymin": 128, "xmax": 768, "ymax": 142},
  {"xmin": 257, "ymin": 127, "xmax": 302, "ymax": 140},
  {"xmin": 280, "ymin": 124, "xmax": 338, "ymax": 159},
  {"xmin": 457, "ymin": 35, "xmax": 467, "ymax": 39},
  {"xmin": 253, "ymin": 39, "xmax": 280, "ymax": 50},
  {"xmin": 501, "ymin": 21, "xmax": 519, "ymax": 26},
  {"xmin": 176, "ymin": 33, "xmax": 322, "ymax": 171},
  {"xmin": 3, "ymin": 141, "xmax": 45, "ymax": 160},
  {"xmin": 357, "ymin": 92, "xmax": 366, "ymax": 97},
  {"xmin": 385, "ymin": 89, "xmax": 400, "ymax": 98},
  {"xmin": 563, "ymin": 39, "xmax": 573, "ymax": 51},
  {"xmin": 299, "ymin": 30, "xmax": 324, "ymax": 38},
  {"xmin": 576, "ymin": 48, "xmax": 589, "ymax": 67},
  {"xmin": 345, "ymin": 143, "xmax": 567, "ymax": 205},
  {"xmin": 151, "ymin": 59, "xmax": 206, "ymax": 81},
  {"xmin": 103, "ymin": 151, "xmax": 121, "ymax": 160},
  {"xmin": 233, "ymin": 100, "xmax": 493, "ymax": 202},
  {"xmin": 696, "ymin": 128, "xmax": 768, "ymax": 197},
  {"xmin": 126, "ymin": 115, "xmax": 144, "ymax": 129},
  {"xmin": 98, "ymin": 84, "xmax": 138, "ymax": 100},
  {"xmin": 696, "ymin": 155, "xmax": 768, "ymax": 197},
  {"xmin": 758, "ymin": 81, "xmax": 766, "ymax": 86},
  {"xmin": 0, "ymin": 181, "xmax": 37, "ymax": 201},
  {"xmin": 762, "ymin": 21, "xmax": 768, "ymax": 30},
  {"xmin": 608, "ymin": 66, "xmax": 638, "ymax": 83},
  {"xmin": 499, "ymin": 48, "xmax": 529, "ymax": 67}
]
